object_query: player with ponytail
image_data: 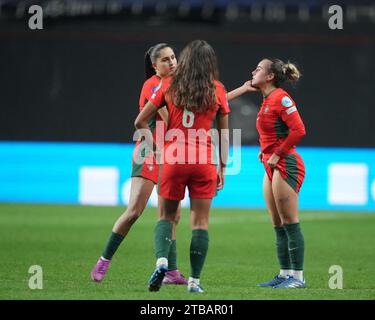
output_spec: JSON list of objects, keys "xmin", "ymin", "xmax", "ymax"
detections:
[
  {"xmin": 251, "ymin": 58, "xmax": 307, "ymax": 288},
  {"xmin": 91, "ymin": 43, "xmax": 189, "ymax": 285},
  {"xmin": 136, "ymin": 40, "xmax": 230, "ymax": 293},
  {"xmin": 91, "ymin": 43, "xmax": 263, "ymax": 287}
]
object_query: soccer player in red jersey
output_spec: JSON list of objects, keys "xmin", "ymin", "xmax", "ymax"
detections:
[
  {"xmin": 91, "ymin": 43, "xmax": 188, "ymax": 285},
  {"xmin": 135, "ymin": 40, "xmax": 230, "ymax": 293},
  {"xmin": 91, "ymin": 42, "xmax": 255, "ymax": 286},
  {"xmin": 251, "ymin": 58, "xmax": 307, "ymax": 288}
]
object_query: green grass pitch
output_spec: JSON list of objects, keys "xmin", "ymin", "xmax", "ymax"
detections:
[{"xmin": 0, "ymin": 203, "xmax": 374, "ymax": 300}]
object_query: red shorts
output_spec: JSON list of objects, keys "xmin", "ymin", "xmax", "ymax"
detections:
[
  {"xmin": 158, "ymin": 164, "xmax": 217, "ymax": 200},
  {"xmin": 262, "ymin": 152, "xmax": 305, "ymax": 193},
  {"xmin": 131, "ymin": 141, "xmax": 159, "ymax": 184}
]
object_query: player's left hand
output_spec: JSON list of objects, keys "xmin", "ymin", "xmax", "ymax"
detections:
[{"xmin": 267, "ymin": 153, "xmax": 280, "ymax": 169}]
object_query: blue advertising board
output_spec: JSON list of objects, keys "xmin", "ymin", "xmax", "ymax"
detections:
[{"xmin": 0, "ymin": 142, "xmax": 374, "ymax": 211}]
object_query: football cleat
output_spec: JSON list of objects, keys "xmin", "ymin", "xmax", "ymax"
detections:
[
  {"xmin": 91, "ymin": 257, "xmax": 111, "ymax": 282},
  {"xmin": 258, "ymin": 275, "xmax": 287, "ymax": 287},
  {"xmin": 148, "ymin": 265, "xmax": 168, "ymax": 292},
  {"xmin": 187, "ymin": 281, "xmax": 204, "ymax": 293},
  {"xmin": 162, "ymin": 270, "xmax": 188, "ymax": 285},
  {"xmin": 273, "ymin": 276, "xmax": 306, "ymax": 289}
]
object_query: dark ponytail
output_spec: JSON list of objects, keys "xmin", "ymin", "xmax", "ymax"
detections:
[
  {"xmin": 266, "ymin": 58, "xmax": 301, "ymax": 87},
  {"xmin": 144, "ymin": 43, "xmax": 171, "ymax": 79},
  {"xmin": 144, "ymin": 47, "xmax": 155, "ymax": 79}
]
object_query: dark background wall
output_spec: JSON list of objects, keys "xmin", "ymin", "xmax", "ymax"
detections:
[{"xmin": 1, "ymin": 1, "xmax": 374, "ymax": 147}]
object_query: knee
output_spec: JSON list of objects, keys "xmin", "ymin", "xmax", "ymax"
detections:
[{"xmin": 124, "ymin": 208, "xmax": 143, "ymax": 224}]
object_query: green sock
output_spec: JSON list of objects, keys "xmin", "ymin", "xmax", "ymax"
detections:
[
  {"xmin": 155, "ymin": 220, "xmax": 173, "ymax": 259},
  {"xmin": 190, "ymin": 229, "xmax": 209, "ymax": 279},
  {"xmin": 101, "ymin": 232, "xmax": 125, "ymax": 260},
  {"xmin": 168, "ymin": 240, "xmax": 177, "ymax": 271},
  {"xmin": 275, "ymin": 226, "xmax": 292, "ymax": 270},
  {"xmin": 283, "ymin": 223, "xmax": 305, "ymax": 271}
]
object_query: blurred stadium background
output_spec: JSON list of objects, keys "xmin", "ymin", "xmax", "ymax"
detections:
[
  {"xmin": 1, "ymin": 0, "xmax": 375, "ymax": 301},
  {"xmin": 1, "ymin": 0, "xmax": 374, "ymax": 210}
]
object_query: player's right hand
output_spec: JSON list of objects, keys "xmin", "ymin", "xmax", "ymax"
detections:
[{"xmin": 244, "ymin": 80, "xmax": 259, "ymax": 92}]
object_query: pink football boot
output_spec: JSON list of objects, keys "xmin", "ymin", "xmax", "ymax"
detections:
[
  {"xmin": 162, "ymin": 270, "xmax": 188, "ymax": 285},
  {"xmin": 91, "ymin": 257, "xmax": 111, "ymax": 282}
]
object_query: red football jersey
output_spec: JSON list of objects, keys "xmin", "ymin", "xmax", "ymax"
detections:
[
  {"xmin": 256, "ymin": 88, "xmax": 306, "ymax": 157},
  {"xmin": 137, "ymin": 74, "xmax": 165, "ymax": 141},
  {"xmin": 139, "ymin": 75, "xmax": 163, "ymax": 111},
  {"xmin": 150, "ymin": 77, "xmax": 230, "ymax": 164},
  {"xmin": 132, "ymin": 75, "xmax": 165, "ymax": 173}
]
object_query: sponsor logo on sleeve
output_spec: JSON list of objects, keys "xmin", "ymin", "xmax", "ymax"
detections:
[{"xmin": 286, "ymin": 106, "xmax": 297, "ymax": 115}]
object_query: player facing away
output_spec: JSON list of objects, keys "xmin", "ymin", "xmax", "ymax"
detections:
[
  {"xmin": 251, "ymin": 58, "xmax": 307, "ymax": 288},
  {"xmin": 91, "ymin": 43, "xmax": 188, "ymax": 285},
  {"xmin": 134, "ymin": 40, "xmax": 230, "ymax": 293},
  {"xmin": 90, "ymin": 43, "xmax": 250, "ymax": 286}
]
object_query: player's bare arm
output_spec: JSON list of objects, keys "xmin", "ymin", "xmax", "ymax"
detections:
[{"xmin": 226, "ymin": 80, "xmax": 259, "ymax": 101}]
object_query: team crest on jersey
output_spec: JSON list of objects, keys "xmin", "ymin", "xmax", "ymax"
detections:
[
  {"xmin": 264, "ymin": 105, "xmax": 269, "ymax": 113},
  {"xmin": 281, "ymin": 96, "xmax": 293, "ymax": 108},
  {"xmin": 147, "ymin": 165, "xmax": 154, "ymax": 172}
]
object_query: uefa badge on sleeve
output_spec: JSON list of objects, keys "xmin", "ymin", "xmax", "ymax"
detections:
[{"xmin": 281, "ymin": 96, "xmax": 293, "ymax": 108}]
